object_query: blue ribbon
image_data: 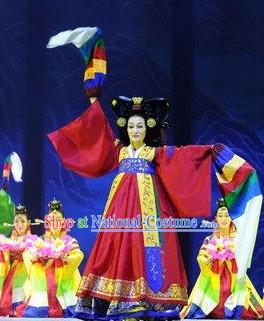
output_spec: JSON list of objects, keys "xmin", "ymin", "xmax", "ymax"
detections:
[{"xmin": 144, "ymin": 247, "xmax": 164, "ymax": 293}]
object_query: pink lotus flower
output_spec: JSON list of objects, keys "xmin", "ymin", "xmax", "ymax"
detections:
[
  {"xmin": 0, "ymin": 234, "xmax": 23, "ymax": 251},
  {"xmin": 205, "ymin": 237, "xmax": 235, "ymax": 260},
  {"xmin": 23, "ymin": 234, "xmax": 74, "ymax": 259}
]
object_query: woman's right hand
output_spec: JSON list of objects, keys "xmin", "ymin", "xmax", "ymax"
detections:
[
  {"xmin": 198, "ymin": 251, "xmax": 213, "ymax": 270},
  {"xmin": 203, "ymin": 254, "xmax": 212, "ymax": 265}
]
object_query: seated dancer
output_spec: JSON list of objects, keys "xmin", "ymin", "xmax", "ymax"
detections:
[
  {"xmin": 0, "ymin": 242, "xmax": 9, "ymax": 315},
  {"xmin": 0, "ymin": 205, "xmax": 31, "ymax": 316},
  {"xmin": 180, "ymin": 199, "xmax": 264, "ymax": 319},
  {"xmin": 21, "ymin": 198, "xmax": 83, "ymax": 318},
  {"xmin": 46, "ymin": 27, "xmax": 262, "ymax": 320}
]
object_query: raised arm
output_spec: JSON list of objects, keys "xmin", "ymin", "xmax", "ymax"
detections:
[
  {"xmin": 47, "ymin": 27, "xmax": 122, "ymax": 177},
  {"xmin": 48, "ymin": 100, "xmax": 121, "ymax": 177}
]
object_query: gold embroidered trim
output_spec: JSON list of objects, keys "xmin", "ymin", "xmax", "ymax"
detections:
[
  {"xmin": 137, "ymin": 173, "xmax": 160, "ymax": 247},
  {"xmin": 119, "ymin": 146, "xmax": 129, "ymax": 162},
  {"xmin": 78, "ymin": 274, "xmax": 187, "ymax": 302},
  {"xmin": 102, "ymin": 173, "xmax": 124, "ymax": 217}
]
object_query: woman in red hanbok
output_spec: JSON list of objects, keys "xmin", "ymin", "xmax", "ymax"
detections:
[
  {"xmin": 48, "ymin": 91, "xmax": 213, "ymax": 320},
  {"xmin": 46, "ymin": 27, "xmax": 214, "ymax": 320},
  {"xmin": 47, "ymin": 27, "xmax": 261, "ymax": 320}
]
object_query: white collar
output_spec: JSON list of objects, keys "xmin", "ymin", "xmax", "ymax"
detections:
[{"xmin": 128, "ymin": 143, "xmax": 146, "ymax": 158}]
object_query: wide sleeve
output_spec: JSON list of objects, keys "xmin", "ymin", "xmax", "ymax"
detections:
[
  {"xmin": 60, "ymin": 238, "xmax": 84, "ymax": 293},
  {"xmin": 22, "ymin": 250, "xmax": 40, "ymax": 275},
  {"xmin": 0, "ymin": 251, "xmax": 10, "ymax": 285},
  {"xmin": 64, "ymin": 238, "xmax": 84, "ymax": 270},
  {"xmin": 212, "ymin": 144, "xmax": 262, "ymax": 279},
  {"xmin": 155, "ymin": 145, "xmax": 212, "ymax": 218},
  {"xmin": 197, "ymin": 237, "xmax": 212, "ymax": 274},
  {"xmin": 48, "ymin": 100, "xmax": 122, "ymax": 177}
]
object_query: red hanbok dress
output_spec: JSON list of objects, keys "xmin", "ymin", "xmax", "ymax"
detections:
[{"xmin": 48, "ymin": 100, "xmax": 213, "ymax": 319}]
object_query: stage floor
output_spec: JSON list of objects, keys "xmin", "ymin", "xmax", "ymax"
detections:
[
  {"xmin": 0, "ymin": 319, "xmax": 83, "ymax": 321},
  {"xmin": 0, "ymin": 318, "xmax": 242, "ymax": 321}
]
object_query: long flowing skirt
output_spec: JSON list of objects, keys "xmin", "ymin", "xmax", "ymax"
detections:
[{"xmin": 75, "ymin": 173, "xmax": 187, "ymax": 319}]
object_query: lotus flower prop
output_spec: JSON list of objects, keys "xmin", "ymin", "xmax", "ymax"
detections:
[
  {"xmin": 205, "ymin": 237, "xmax": 235, "ymax": 260},
  {"xmin": 0, "ymin": 234, "xmax": 23, "ymax": 251},
  {"xmin": 24, "ymin": 234, "xmax": 74, "ymax": 258}
]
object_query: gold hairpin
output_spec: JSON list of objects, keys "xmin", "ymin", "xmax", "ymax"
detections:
[{"xmin": 131, "ymin": 97, "xmax": 143, "ymax": 105}]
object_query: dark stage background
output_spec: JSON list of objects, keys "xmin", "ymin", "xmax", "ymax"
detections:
[{"xmin": 0, "ymin": 0, "xmax": 264, "ymax": 295}]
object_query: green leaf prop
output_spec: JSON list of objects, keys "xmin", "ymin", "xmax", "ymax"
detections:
[{"xmin": 0, "ymin": 188, "xmax": 15, "ymax": 236}]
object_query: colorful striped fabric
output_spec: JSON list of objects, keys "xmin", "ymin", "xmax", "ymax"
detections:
[
  {"xmin": 213, "ymin": 144, "xmax": 262, "ymax": 279},
  {"xmin": 2, "ymin": 259, "xmax": 28, "ymax": 314},
  {"xmin": 2, "ymin": 154, "xmax": 12, "ymax": 190},
  {"xmin": 80, "ymin": 30, "xmax": 106, "ymax": 97},
  {"xmin": 181, "ymin": 236, "xmax": 236, "ymax": 319},
  {"xmin": 47, "ymin": 27, "xmax": 106, "ymax": 98},
  {"xmin": 2, "ymin": 155, "xmax": 11, "ymax": 179},
  {"xmin": 181, "ymin": 145, "xmax": 264, "ymax": 318},
  {"xmin": 0, "ymin": 250, "xmax": 29, "ymax": 316},
  {"xmin": 180, "ymin": 236, "xmax": 264, "ymax": 319},
  {"xmin": 22, "ymin": 237, "xmax": 83, "ymax": 318},
  {"xmin": 12, "ymin": 260, "xmax": 28, "ymax": 308},
  {"xmin": 0, "ymin": 251, "xmax": 9, "ymax": 300},
  {"xmin": 2, "ymin": 152, "xmax": 23, "ymax": 190}
]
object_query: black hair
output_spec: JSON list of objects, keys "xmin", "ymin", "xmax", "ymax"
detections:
[
  {"xmin": 15, "ymin": 205, "xmax": 29, "ymax": 219},
  {"xmin": 112, "ymin": 96, "xmax": 170, "ymax": 147}
]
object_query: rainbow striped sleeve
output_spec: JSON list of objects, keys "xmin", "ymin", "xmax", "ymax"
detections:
[
  {"xmin": 80, "ymin": 30, "xmax": 106, "ymax": 97},
  {"xmin": 47, "ymin": 27, "xmax": 106, "ymax": 98},
  {"xmin": 213, "ymin": 145, "xmax": 262, "ymax": 279},
  {"xmin": 2, "ymin": 154, "xmax": 12, "ymax": 189}
]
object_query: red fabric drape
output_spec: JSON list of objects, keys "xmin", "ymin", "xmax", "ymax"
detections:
[
  {"xmin": 155, "ymin": 145, "xmax": 212, "ymax": 217},
  {"xmin": 45, "ymin": 259, "xmax": 64, "ymax": 317},
  {"xmin": 48, "ymin": 101, "xmax": 121, "ymax": 177},
  {"xmin": 0, "ymin": 257, "xmax": 22, "ymax": 316}
]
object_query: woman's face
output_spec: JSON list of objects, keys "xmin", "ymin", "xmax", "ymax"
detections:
[
  {"xmin": 127, "ymin": 115, "xmax": 146, "ymax": 146},
  {"xmin": 49, "ymin": 210, "xmax": 63, "ymax": 235},
  {"xmin": 216, "ymin": 207, "xmax": 231, "ymax": 230},
  {"xmin": 14, "ymin": 214, "xmax": 29, "ymax": 236}
]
